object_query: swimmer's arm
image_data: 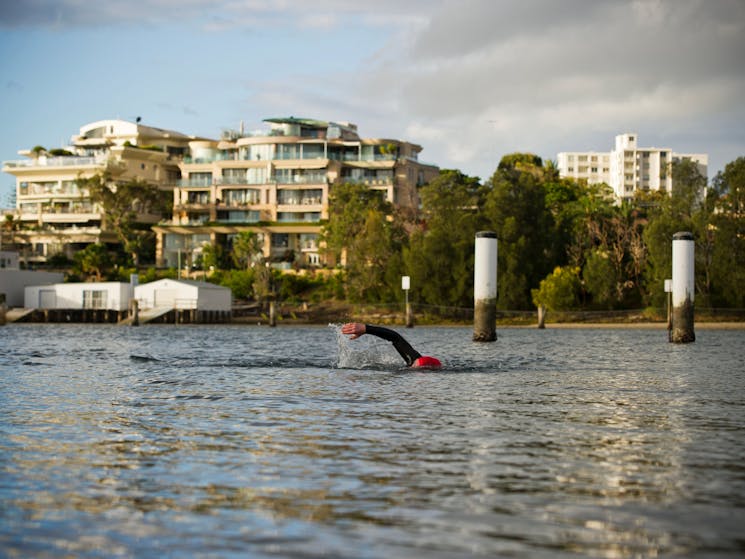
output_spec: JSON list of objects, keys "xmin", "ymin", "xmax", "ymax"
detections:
[{"xmin": 362, "ymin": 324, "xmax": 422, "ymax": 366}]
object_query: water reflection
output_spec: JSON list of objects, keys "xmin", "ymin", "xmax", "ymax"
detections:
[{"xmin": 1, "ymin": 325, "xmax": 744, "ymax": 557}]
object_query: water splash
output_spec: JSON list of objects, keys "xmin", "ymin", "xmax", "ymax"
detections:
[{"xmin": 330, "ymin": 323, "xmax": 403, "ymax": 369}]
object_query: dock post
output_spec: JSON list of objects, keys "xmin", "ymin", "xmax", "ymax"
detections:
[
  {"xmin": 537, "ymin": 305, "xmax": 546, "ymax": 329},
  {"xmin": 671, "ymin": 231, "xmax": 695, "ymax": 343},
  {"xmin": 269, "ymin": 300, "xmax": 277, "ymax": 327},
  {"xmin": 402, "ymin": 276, "xmax": 413, "ymax": 327},
  {"xmin": 473, "ymin": 231, "xmax": 498, "ymax": 342},
  {"xmin": 0, "ymin": 294, "xmax": 6, "ymax": 326}
]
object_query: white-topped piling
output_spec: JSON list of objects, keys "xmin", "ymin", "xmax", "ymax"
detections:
[
  {"xmin": 671, "ymin": 231, "xmax": 695, "ymax": 343},
  {"xmin": 473, "ymin": 231, "xmax": 498, "ymax": 342}
]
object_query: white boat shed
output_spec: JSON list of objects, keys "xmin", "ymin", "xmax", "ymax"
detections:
[
  {"xmin": 134, "ymin": 279, "xmax": 231, "ymax": 322},
  {"xmin": 25, "ymin": 282, "xmax": 132, "ymax": 311}
]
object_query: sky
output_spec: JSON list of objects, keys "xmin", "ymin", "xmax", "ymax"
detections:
[{"xmin": 1, "ymin": 0, "xmax": 744, "ymax": 206}]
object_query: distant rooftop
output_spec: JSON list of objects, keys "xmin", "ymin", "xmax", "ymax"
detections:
[{"xmin": 263, "ymin": 117, "xmax": 330, "ymax": 128}]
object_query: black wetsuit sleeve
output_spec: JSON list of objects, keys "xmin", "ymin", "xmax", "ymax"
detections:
[{"xmin": 364, "ymin": 324, "xmax": 421, "ymax": 366}]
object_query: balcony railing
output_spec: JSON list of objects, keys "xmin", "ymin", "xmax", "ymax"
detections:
[
  {"xmin": 183, "ymin": 153, "xmax": 238, "ymax": 164},
  {"xmin": 3, "ymin": 155, "xmax": 107, "ymax": 168},
  {"xmin": 275, "ymin": 175, "xmax": 327, "ymax": 185},
  {"xmin": 277, "ymin": 197, "xmax": 322, "ymax": 206},
  {"xmin": 177, "ymin": 178, "xmax": 213, "ymax": 187},
  {"xmin": 339, "ymin": 177, "xmax": 393, "ymax": 186},
  {"xmin": 216, "ymin": 177, "xmax": 268, "ymax": 186}
]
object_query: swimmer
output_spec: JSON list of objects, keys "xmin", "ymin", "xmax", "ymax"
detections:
[{"xmin": 341, "ymin": 322, "xmax": 442, "ymax": 369}]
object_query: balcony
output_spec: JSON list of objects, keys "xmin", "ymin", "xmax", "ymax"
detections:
[
  {"xmin": 276, "ymin": 212, "xmax": 321, "ymax": 223},
  {"xmin": 339, "ymin": 177, "xmax": 393, "ymax": 186},
  {"xmin": 221, "ymin": 190, "xmax": 262, "ymax": 206},
  {"xmin": 183, "ymin": 153, "xmax": 238, "ymax": 164},
  {"xmin": 216, "ymin": 176, "xmax": 268, "ymax": 186},
  {"xmin": 177, "ymin": 178, "xmax": 213, "ymax": 187},
  {"xmin": 275, "ymin": 175, "xmax": 327, "ymax": 185},
  {"xmin": 215, "ymin": 210, "xmax": 261, "ymax": 224},
  {"xmin": 3, "ymin": 155, "xmax": 108, "ymax": 168}
]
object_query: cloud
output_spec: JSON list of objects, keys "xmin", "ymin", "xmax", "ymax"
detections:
[
  {"xmin": 342, "ymin": 0, "xmax": 745, "ymax": 177},
  {"xmin": 0, "ymin": 0, "xmax": 435, "ymax": 30},
  {"xmin": 1, "ymin": 0, "xmax": 742, "ymax": 180}
]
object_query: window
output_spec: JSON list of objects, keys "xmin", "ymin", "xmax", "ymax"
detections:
[
  {"xmin": 216, "ymin": 210, "xmax": 260, "ymax": 223},
  {"xmin": 188, "ymin": 172, "xmax": 212, "ymax": 186},
  {"xmin": 277, "ymin": 211, "xmax": 316, "ymax": 222},
  {"xmin": 277, "ymin": 189, "xmax": 322, "ymax": 205},
  {"xmin": 83, "ymin": 290, "xmax": 107, "ymax": 309},
  {"xmin": 275, "ymin": 169, "xmax": 326, "ymax": 184},
  {"xmin": 224, "ymin": 188, "xmax": 260, "ymax": 205},
  {"xmin": 222, "ymin": 169, "xmax": 246, "ymax": 184},
  {"xmin": 271, "ymin": 233, "xmax": 289, "ymax": 248},
  {"xmin": 244, "ymin": 144, "xmax": 272, "ymax": 161},
  {"xmin": 246, "ymin": 167, "xmax": 266, "ymax": 184},
  {"xmin": 302, "ymin": 143, "xmax": 324, "ymax": 159},
  {"xmin": 299, "ymin": 234, "xmax": 318, "ymax": 250}
]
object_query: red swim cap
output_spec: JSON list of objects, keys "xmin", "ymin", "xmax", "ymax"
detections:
[{"xmin": 412, "ymin": 356, "xmax": 442, "ymax": 369}]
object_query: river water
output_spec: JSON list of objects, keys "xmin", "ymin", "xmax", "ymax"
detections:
[{"xmin": 1, "ymin": 323, "xmax": 744, "ymax": 558}]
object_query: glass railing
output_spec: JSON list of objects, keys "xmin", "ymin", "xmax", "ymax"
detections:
[
  {"xmin": 339, "ymin": 177, "xmax": 393, "ymax": 186},
  {"xmin": 216, "ymin": 177, "xmax": 269, "ymax": 186},
  {"xmin": 3, "ymin": 155, "xmax": 107, "ymax": 168},
  {"xmin": 276, "ymin": 212, "xmax": 321, "ymax": 223},
  {"xmin": 177, "ymin": 178, "xmax": 213, "ymax": 187},
  {"xmin": 183, "ymin": 153, "xmax": 238, "ymax": 164},
  {"xmin": 215, "ymin": 211, "xmax": 260, "ymax": 223},
  {"xmin": 275, "ymin": 175, "xmax": 327, "ymax": 185}
]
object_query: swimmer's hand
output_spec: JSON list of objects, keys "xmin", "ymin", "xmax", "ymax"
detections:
[{"xmin": 342, "ymin": 322, "xmax": 366, "ymax": 340}]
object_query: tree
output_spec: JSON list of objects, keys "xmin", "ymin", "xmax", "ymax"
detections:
[
  {"xmin": 1, "ymin": 214, "xmax": 19, "ymax": 250},
  {"xmin": 498, "ymin": 152, "xmax": 543, "ymax": 171},
  {"xmin": 77, "ymin": 171, "xmax": 171, "ymax": 266},
  {"xmin": 73, "ymin": 243, "xmax": 113, "ymax": 281},
  {"xmin": 532, "ymin": 266, "xmax": 581, "ymax": 312},
  {"xmin": 231, "ymin": 231, "xmax": 263, "ymax": 270},
  {"xmin": 404, "ymin": 170, "xmax": 486, "ymax": 307},
  {"xmin": 644, "ymin": 159, "xmax": 708, "ymax": 306},
  {"xmin": 345, "ymin": 208, "xmax": 406, "ymax": 302},
  {"xmin": 202, "ymin": 242, "xmax": 230, "ymax": 271},
  {"xmin": 321, "ymin": 181, "xmax": 394, "ymax": 263},
  {"xmin": 709, "ymin": 157, "xmax": 745, "ymax": 307},
  {"xmin": 582, "ymin": 249, "xmax": 617, "ymax": 308},
  {"xmin": 321, "ymin": 181, "xmax": 406, "ymax": 302},
  {"xmin": 483, "ymin": 156, "xmax": 555, "ymax": 309}
]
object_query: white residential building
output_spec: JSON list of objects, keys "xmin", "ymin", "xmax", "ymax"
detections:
[
  {"xmin": 558, "ymin": 133, "xmax": 708, "ymax": 200},
  {"xmin": 2, "ymin": 119, "xmax": 202, "ymax": 265}
]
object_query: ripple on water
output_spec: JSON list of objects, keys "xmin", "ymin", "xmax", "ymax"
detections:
[{"xmin": 1, "ymin": 324, "xmax": 744, "ymax": 557}]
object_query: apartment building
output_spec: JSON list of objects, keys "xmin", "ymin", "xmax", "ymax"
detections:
[
  {"xmin": 2, "ymin": 120, "xmax": 199, "ymax": 265},
  {"xmin": 153, "ymin": 117, "xmax": 439, "ymax": 269},
  {"xmin": 3, "ymin": 117, "xmax": 439, "ymax": 269},
  {"xmin": 558, "ymin": 133, "xmax": 708, "ymax": 200}
]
